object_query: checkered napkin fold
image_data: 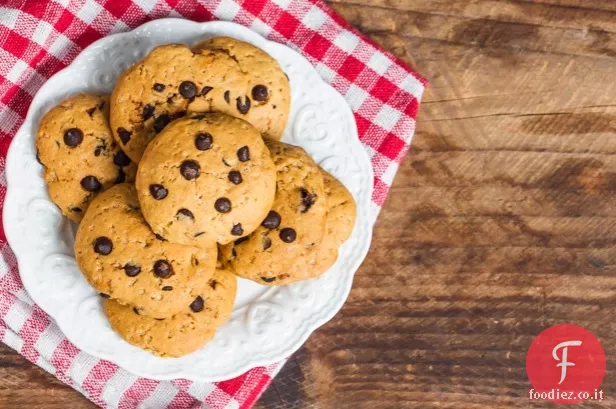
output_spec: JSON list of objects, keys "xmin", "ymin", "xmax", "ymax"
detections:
[{"xmin": 0, "ymin": 0, "xmax": 426, "ymax": 408}]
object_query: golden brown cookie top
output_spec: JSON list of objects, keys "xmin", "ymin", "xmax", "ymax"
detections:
[
  {"xmin": 312, "ymin": 169, "xmax": 357, "ymax": 274},
  {"xmin": 37, "ymin": 94, "xmax": 136, "ymax": 222},
  {"xmin": 135, "ymin": 113, "xmax": 276, "ymax": 246},
  {"xmin": 110, "ymin": 44, "xmax": 248, "ymax": 163},
  {"xmin": 103, "ymin": 264, "xmax": 237, "ymax": 358},
  {"xmin": 220, "ymin": 140, "xmax": 328, "ymax": 285},
  {"xmin": 194, "ymin": 36, "xmax": 291, "ymax": 140},
  {"xmin": 320, "ymin": 169, "xmax": 356, "ymax": 245},
  {"xmin": 74, "ymin": 184, "xmax": 217, "ymax": 318}
]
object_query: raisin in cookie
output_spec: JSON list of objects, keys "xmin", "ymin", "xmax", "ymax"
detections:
[
  {"xmin": 74, "ymin": 184, "xmax": 217, "ymax": 319},
  {"xmin": 110, "ymin": 44, "xmax": 248, "ymax": 163},
  {"xmin": 36, "ymin": 94, "xmax": 136, "ymax": 222},
  {"xmin": 312, "ymin": 169, "xmax": 357, "ymax": 273},
  {"xmin": 104, "ymin": 262, "xmax": 236, "ymax": 357},
  {"xmin": 136, "ymin": 113, "xmax": 276, "ymax": 246},
  {"xmin": 220, "ymin": 140, "xmax": 327, "ymax": 285},
  {"xmin": 193, "ymin": 36, "xmax": 290, "ymax": 140}
]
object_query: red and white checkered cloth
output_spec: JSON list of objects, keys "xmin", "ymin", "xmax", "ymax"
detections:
[{"xmin": 0, "ymin": 0, "xmax": 426, "ymax": 408}]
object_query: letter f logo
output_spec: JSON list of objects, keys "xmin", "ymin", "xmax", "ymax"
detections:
[{"xmin": 553, "ymin": 340, "xmax": 582, "ymax": 384}]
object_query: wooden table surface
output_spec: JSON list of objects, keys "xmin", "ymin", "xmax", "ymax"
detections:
[{"xmin": 2, "ymin": 0, "xmax": 616, "ymax": 408}]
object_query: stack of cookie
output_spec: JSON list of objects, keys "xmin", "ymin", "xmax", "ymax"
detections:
[{"xmin": 36, "ymin": 37, "xmax": 356, "ymax": 357}]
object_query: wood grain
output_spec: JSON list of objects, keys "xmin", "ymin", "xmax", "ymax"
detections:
[
  {"xmin": 2, "ymin": 1, "xmax": 616, "ymax": 408},
  {"xmin": 256, "ymin": 1, "xmax": 616, "ymax": 408}
]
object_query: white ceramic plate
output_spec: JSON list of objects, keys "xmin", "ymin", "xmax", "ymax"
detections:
[{"xmin": 3, "ymin": 19, "xmax": 374, "ymax": 382}]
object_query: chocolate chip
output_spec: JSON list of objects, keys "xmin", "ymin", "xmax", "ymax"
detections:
[
  {"xmin": 262, "ymin": 237, "xmax": 272, "ymax": 250},
  {"xmin": 86, "ymin": 107, "xmax": 96, "ymax": 117},
  {"xmin": 234, "ymin": 236, "xmax": 249, "ymax": 245},
  {"xmin": 180, "ymin": 160, "xmax": 200, "ymax": 180},
  {"xmin": 179, "ymin": 81, "xmax": 197, "ymax": 99},
  {"xmin": 194, "ymin": 232, "xmax": 205, "ymax": 237},
  {"xmin": 237, "ymin": 146, "xmax": 250, "ymax": 162},
  {"xmin": 155, "ymin": 233, "xmax": 166, "ymax": 241},
  {"xmin": 149, "ymin": 184, "xmax": 168, "ymax": 200},
  {"xmin": 231, "ymin": 223, "xmax": 243, "ymax": 236},
  {"xmin": 236, "ymin": 96, "xmax": 251, "ymax": 114},
  {"xmin": 176, "ymin": 208, "xmax": 194, "ymax": 220},
  {"xmin": 64, "ymin": 128, "xmax": 83, "ymax": 147},
  {"xmin": 262, "ymin": 211, "xmax": 281, "ymax": 229},
  {"xmin": 70, "ymin": 207, "xmax": 82, "ymax": 213},
  {"xmin": 115, "ymin": 168, "xmax": 126, "ymax": 184},
  {"xmin": 99, "ymin": 293, "xmax": 110, "ymax": 299},
  {"xmin": 153, "ymin": 260, "xmax": 173, "ymax": 278},
  {"xmin": 224, "ymin": 90, "xmax": 230, "ymax": 103},
  {"xmin": 153, "ymin": 83, "xmax": 165, "ymax": 92},
  {"xmin": 189, "ymin": 296, "xmax": 204, "ymax": 312},
  {"xmin": 279, "ymin": 228, "xmax": 296, "ymax": 243},
  {"xmin": 93, "ymin": 237, "xmax": 113, "ymax": 255},
  {"xmin": 171, "ymin": 110, "xmax": 186, "ymax": 120},
  {"xmin": 141, "ymin": 104, "xmax": 155, "ymax": 120},
  {"xmin": 228, "ymin": 170, "xmax": 242, "ymax": 185},
  {"xmin": 195, "ymin": 132, "xmax": 213, "ymax": 150},
  {"xmin": 153, "ymin": 114, "xmax": 170, "ymax": 133},
  {"xmin": 201, "ymin": 86, "xmax": 213, "ymax": 96},
  {"xmin": 215, "ymin": 198, "xmax": 231, "ymax": 213},
  {"xmin": 123, "ymin": 263, "xmax": 141, "ymax": 277},
  {"xmin": 252, "ymin": 85, "xmax": 269, "ymax": 102},
  {"xmin": 117, "ymin": 128, "xmax": 131, "ymax": 144},
  {"xmin": 81, "ymin": 176, "xmax": 102, "ymax": 192},
  {"xmin": 261, "ymin": 276, "xmax": 276, "ymax": 283},
  {"xmin": 133, "ymin": 307, "xmax": 140, "ymax": 315},
  {"xmin": 113, "ymin": 150, "xmax": 131, "ymax": 167},
  {"xmin": 162, "ymin": 286, "xmax": 173, "ymax": 291},
  {"xmin": 299, "ymin": 188, "xmax": 316, "ymax": 213}
]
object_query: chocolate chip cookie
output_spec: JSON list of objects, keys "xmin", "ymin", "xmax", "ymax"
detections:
[
  {"xmin": 36, "ymin": 94, "xmax": 136, "ymax": 222},
  {"xmin": 103, "ymin": 262, "xmax": 236, "ymax": 357},
  {"xmin": 220, "ymin": 140, "xmax": 328, "ymax": 285},
  {"xmin": 74, "ymin": 183, "xmax": 217, "ymax": 319},
  {"xmin": 193, "ymin": 36, "xmax": 291, "ymax": 140},
  {"xmin": 312, "ymin": 169, "xmax": 357, "ymax": 273},
  {"xmin": 136, "ymin": 113, "xmax": 276, "ymax": 246},
  {"xmin": 110, "ymin": 44, "xmax": 248, "ymax": 163}
]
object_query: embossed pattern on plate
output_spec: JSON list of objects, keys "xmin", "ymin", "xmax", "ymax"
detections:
[{"xmin": 3, "ymin": 19, "xmax": 374, "ymax": 382}]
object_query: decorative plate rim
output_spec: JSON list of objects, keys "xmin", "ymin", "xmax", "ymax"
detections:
[{"xmin": 3, "ymin": 18, "xmax": 374, "ymax": 381}]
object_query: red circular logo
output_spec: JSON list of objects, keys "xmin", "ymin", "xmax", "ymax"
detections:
[{"xmin": 526, "ymin": 324, "xmax": 606, "ymax": 404}]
